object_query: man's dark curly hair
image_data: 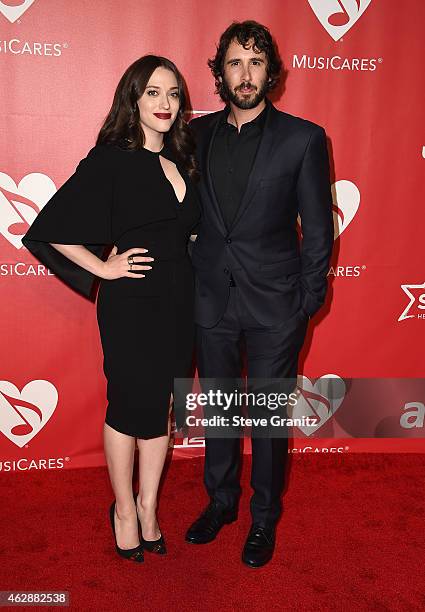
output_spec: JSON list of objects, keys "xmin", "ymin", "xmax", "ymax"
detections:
[{"xmin": 208, "ymin": 20, "xmax": 282, "ymax": 101}]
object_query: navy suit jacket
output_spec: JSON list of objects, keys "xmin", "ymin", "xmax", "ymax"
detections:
[{"xmin": 190, "ymin": 99, "xmax": 334, "ymax": 328}]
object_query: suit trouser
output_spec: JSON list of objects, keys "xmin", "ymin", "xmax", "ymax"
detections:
[{"xmin": 196, "ymin": 286, "xmax": 309, "ymax": 527}]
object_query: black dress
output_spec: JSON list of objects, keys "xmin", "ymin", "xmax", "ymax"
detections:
[{"xmin": 22, "ymin": 144, "xmax": 200, "ymax": 439}]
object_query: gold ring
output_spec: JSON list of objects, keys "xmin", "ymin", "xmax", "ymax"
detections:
[{"xmin": 127, "ymin": 255, "xmax": 134, "ymax": 265}]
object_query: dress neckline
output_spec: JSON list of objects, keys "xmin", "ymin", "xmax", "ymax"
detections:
[
  {"xmin": 142, "ymin": 146, "xmax": 164, "ymax": 155},
  {"xmin": 157, "ymin": 154, "xmax": 187, "ymax": 205}
]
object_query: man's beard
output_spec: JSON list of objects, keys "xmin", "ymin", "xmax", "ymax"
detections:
[{"xmin": 221, "ymin": 77, "xmax": 268, "ymax": 109}]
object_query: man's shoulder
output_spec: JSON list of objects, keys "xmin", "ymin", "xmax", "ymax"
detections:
[
  {"xmin": 189, "ymin": 110, "xmax": 223, "ymax": 135},
  {"xmin": 271, "ymin": 106, "xmax": 325, "ymax": 136}
]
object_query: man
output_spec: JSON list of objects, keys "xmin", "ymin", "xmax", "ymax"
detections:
[{"xmin": 186, "ymin": 21, "xmax": 334, "ymax": 567}]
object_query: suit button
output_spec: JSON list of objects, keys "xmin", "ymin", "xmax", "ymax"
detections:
[
  {"xmin": 226, "ymin": 238, "xmax": 232, "ymax": 244},
  {"xmin": 223, "ymin": 268, "xmax": 230, "ymax": 275}
]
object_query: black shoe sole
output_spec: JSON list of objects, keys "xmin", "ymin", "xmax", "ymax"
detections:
[
  {"xmin": 242, "ymin": 548, "xmax": 274, "ymax": 568},
  {"xmin": 242, "ymin": 557, "xmax": 272, "ymax": 568}
]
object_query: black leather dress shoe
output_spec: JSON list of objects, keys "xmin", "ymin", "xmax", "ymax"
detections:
[
  {"xmin": 185, "ymin": 501, "xmax": 237, "ymax": 544},
  {"xmin": 242, "ymin": 524, "xmax": 276, "ymax": 568}
]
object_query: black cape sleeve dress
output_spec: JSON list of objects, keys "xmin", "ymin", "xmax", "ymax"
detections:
[
  {"xmin": 22, "ymin": 145, "xmax": 114, "ymax": 301},
  {"xmin": 22, "ymin": 144, "xmax": 200, "ymax": 439}
]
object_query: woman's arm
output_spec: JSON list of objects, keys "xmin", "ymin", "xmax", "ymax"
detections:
[{"xmin": 50, "ymin": 244, "xmax": 106, "ymax": 277}]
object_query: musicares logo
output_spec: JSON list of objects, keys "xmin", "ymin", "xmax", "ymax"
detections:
[
  {"xmin": 0, "ymin": 379, "xmax": 58, "ymax": 447},
  {"xmin": 308, "ymin": 0, "xmax": 372, "ymax": 41},
  {"xmin": 0, "ymin": 0, "xmax": 36, "ymax": 23},
  {"xmin": 0, "ymin": 172, "xmax": 56, "ymax": 249},
  {"xmin": 290, "ymin": 374, "xmax": 347, "ymax": 435}
]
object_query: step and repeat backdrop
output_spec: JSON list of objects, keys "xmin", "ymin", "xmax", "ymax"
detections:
[{"xmin": 1, "ymin": 0, "xmax": 424, "ymax": 472}]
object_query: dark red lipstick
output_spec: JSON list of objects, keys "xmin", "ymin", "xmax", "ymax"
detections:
[{"xmin": 154, "ymin": 113, "xmax": 172, "ymax": 120}]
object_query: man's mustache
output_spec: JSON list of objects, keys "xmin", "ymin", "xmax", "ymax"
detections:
[{"xmin": 236, "ymin": 82, "xmax": 257, "ymax": 92}]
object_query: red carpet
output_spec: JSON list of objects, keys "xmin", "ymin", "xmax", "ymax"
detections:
[{"xmin": 1, "ymin": 453, "xmax": 424, "ymax": 611}]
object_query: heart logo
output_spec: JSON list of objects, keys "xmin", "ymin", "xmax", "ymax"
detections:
[
  {"xmin": 332, "ymin": 180, "xmax": 360, "ymax": 239},
  {"xmin": 307, "ymin": 0, "xmax": 372, "ymax": 41},
  {"xmin": 0, "ymin": 0, "xmax": 36, "ymax": 23},
  {"xmin": 298, "ymin": 180, "xmax": 360, "ymax": 240},
  {"xmin": 0, "ymin": 380, "xmax": 58, "ymax": 447},
  {"xmin": 0, "ymin": 172, "xmax": 56, "ymax": 249},
  {"xmin": 289, "ymin": 374, "xmax": 346, "ymax": 435}
]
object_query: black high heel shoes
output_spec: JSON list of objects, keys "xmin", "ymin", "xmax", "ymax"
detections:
[
  {"xmin": 134, "ymin": 493, "xmax": 167, "ymax": 555},
  {"xmin": 141, "ymin": 533, "xmax": 167, "ymax": 555},
  {"xmin": 109, "ymin": 501, "xmax": 144, "ymax": 562}
]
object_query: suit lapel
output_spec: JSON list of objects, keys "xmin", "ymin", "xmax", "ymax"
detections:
[
  {"xmin": 202, "ymin": 111, "xmax": 227, "ymax": 233},
  {"xmin": 230, "ymin": 101, "xmax": 279, "ymax": 231}
]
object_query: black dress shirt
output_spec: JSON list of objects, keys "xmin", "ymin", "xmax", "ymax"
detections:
[{"xmin": 210, "ymin": 105, "xmax": 266, "ymax": 230}]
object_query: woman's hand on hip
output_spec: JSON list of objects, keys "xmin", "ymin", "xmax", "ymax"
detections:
[{"xmin": 100, "ymin": 246, "xmax": 154, "ymax": 280}]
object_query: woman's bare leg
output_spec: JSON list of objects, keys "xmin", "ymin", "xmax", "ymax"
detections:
[
  {"xmin": 136, "ymin": 397, "xmax": 172, "ymax": 540},
  {"xmin": 103, "ymin": 423, "xmax": 139, "ymax": 549}
]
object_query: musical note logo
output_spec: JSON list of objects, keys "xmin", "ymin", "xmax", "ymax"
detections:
[
  {"xmin": 328, "ymin": 0, "xmax": 352, "ymax": 26},
  {"xmin": 0, "ymin": 171, "xmax": 56, "ymax": 249},
  {"xmin": 0, "ymin": 380, "xmax": 58, "ymax": 447},
  {"xmin": 0, "ymin": 392, "xmax": 42, "ymax": 436},
  {"xmin": 0, "ymin": 185, "xmax": 39, "ymax": 236},
  {"xmin": 308, "ymin": 0, "xmax": 372, "ymax": 41}
]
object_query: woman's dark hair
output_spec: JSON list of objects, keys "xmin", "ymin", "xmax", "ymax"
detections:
[
  {"xmin": 208, "ymin": 21, "xmax": 282, "ymax": 101},
  {"xmin": 97, "ymin": 55, "xmax": 197, "ymax": 179}
]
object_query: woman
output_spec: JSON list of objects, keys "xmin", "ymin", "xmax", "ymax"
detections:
[{"xmin": 22, "ymin": 56, "xmax": 200, "ymax": 563}]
